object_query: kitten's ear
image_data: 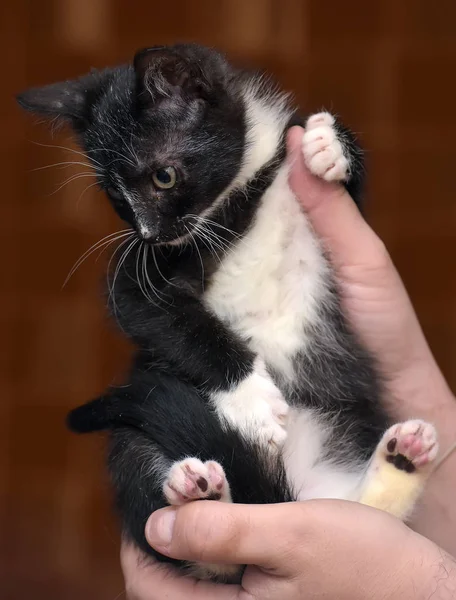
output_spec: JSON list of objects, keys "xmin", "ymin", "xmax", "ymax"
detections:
[
  {"xmin": 16, "ymin": 71, "xmax": 103, "ymax": 130},
  {"xmin": 134, "ymin": 46, "xmax": 210, "ymax": 104}
]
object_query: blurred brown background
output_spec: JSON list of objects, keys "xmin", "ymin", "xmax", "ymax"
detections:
[{"xmin": 1, "ymin": 1, "xmax": 455, "ymax": 598}]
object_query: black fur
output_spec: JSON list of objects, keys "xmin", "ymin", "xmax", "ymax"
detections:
[
  {"xmin": 19, "ymin": 43, "xmax": 387, "ymax": 580},
  {"xmin": 68, "ymin": 363, "xmax": 292, "ymax": 570}
]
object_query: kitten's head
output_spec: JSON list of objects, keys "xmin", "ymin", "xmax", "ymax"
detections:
[{"xmin": 17, "ymin": 44, "xmax": 246, "ymax": 244}]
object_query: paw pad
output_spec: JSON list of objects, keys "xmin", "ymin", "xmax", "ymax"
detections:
[
  {"xmin": 382, "ymin": 420, "xmax": 438, "ymax": 473},
  {"xmin": 163, "ymin": 458, "xmax": 230, "ymax": 505}
]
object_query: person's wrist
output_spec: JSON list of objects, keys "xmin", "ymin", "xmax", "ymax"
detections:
[
  {"xmin": 375, "ymin": 529, "xmax": 454, "ymax": 600},
  {"xmin": 409, "ymin": 534, "xmax": 456, "ymax": 599},
  {"xmin": 386, "ymin": 344, "xmax": 456, "ymax": 440},
  {"xmin": 363, "ymin": 527, "xmax": 447, "ymax": 600},
  {"xmin": 391, "ymin": 346, "xmax": 456, "ymax": 553}
]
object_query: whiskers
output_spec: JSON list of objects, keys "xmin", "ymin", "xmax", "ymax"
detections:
[
  {"xmin": 31, "ymin": 160, "xmax": 95, "ymax": 172},
  {"xmin": 134, "ymin": 242, "xmax": 158, "ymax": 305},
  {"xmin": 32, "ymin": 140, "xmax": 175, "ymax": 311},
  {"xmin": 183, "ymin": 222, "xmax": 205, "ymax": 290},
  {"xmin": 63, "ymin": 231, "xmax": 174, "ymax": 318},
  {"xmin": 29, "ymin": 139, "xmax": 139, "ymax": 196},
  {"xmin": 31, "ymin": 139, "xmax": 136, "ymax": 169},
  {"xmin": 108, "ymin": 236, "xmax": 140, "ymax": 314},
  {"xmin": 184, "ymin": 214, "xmax": 243, "ymax": 264},
  {"xmin": 63, "ymin": 229, "xmax": 134, "ymax": 288},
  {"xmin": 30, "ymin": 141, "xmax": 103, "ymax": 167},
  {"xmin": 108, "ymin": 237, "xmax": 172, "ymax": 315},
  {"xmin": 51, "ymin": 172, "xmax": 97, "ymax": 196},
  {"xmin": 30, "ymin": 141, "xmax": 102, "ymax": 197},
  {"xmin": 139, "ymin": 244, "xmax": 171, "ymax": 305},
  {"xmin": 63, "ymin": 214, "xmax": 242, "ymax": 323}
]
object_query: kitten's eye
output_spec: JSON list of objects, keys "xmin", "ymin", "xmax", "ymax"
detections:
[
  {"xmin": 152, "ymin": 167, "xmax": 177, "ymax": 190},
  {"xmin": 106, "ymin": 187, "xmax": 123, "ymax": 201}
]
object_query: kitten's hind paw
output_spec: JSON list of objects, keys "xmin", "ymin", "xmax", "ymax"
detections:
[
  {"xmin": 381, "ymin": 420, "xmax": 439, "ymax": 472},
  {"xmin": 303, "ymin": 112, "xmax": 350, "ymax": 182},
  {"xmin": 163, "ymin": 458, "xmax": 231, "ymax": 506},
  {"xmin": 360, "ymin": 419, "xmax": 439, "ymax": 521}
]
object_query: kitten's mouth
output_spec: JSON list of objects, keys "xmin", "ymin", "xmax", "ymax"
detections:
[
  {"xmin": 138, "ymin": 216, "xmax": 203, "ymax": 247},
  {"xmin": 137, "ymin": 215, "xmax": 227, "ymax": 251},
  {"xmin": 134, "ymin": 218, "xmax": 183, "ymax": 245},
  {"xmin": 154, "ymin": 232, "xmax": 192, "ymax": 247},
  {"xmin": 137, "ymin": 224, "xmax": 192, "ymax": 247}
]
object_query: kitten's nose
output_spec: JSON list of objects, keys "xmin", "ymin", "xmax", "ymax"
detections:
[{"xmin": 138, "ymin": 225, "xmax": 157, "ymax": 242}]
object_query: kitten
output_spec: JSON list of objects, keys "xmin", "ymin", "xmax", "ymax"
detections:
[{"xmin": 18, "ymin": 43, "xmax": 439, "ymax": 582}]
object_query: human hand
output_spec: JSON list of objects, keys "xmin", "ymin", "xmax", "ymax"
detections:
[
  {"xmin": 288, "ymin": 126, "xmax": 454, "ymax": 418},
  {"xmin": 122, "ymin": 500, "xmax": 455, "ymax": 600},
  {"xmin": 288, "ymin": 127, "xmax": 456, "ymax": 552}
]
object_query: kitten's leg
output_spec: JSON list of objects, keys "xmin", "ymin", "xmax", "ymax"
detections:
[
  {"xmin": 163, "ymin": 457, "xmax": 232, "ymax": 505},
  {"xmin": 359, "ymin": 420, "xmax": 439, "ymax": 521},
  {"xmin": 303, "ymin": 111, "xmax": 364, "ymax": 205},
  {"xmin": 211, "ymin": 357, "xmax": 289, "ymax": 450},
  {"xmin": 113, "ymin": 268, "xmax": 289, "ymax": 451},
  {"xmin": 163, "ymin": 458, "xmax": 243, "ymax": 582}
]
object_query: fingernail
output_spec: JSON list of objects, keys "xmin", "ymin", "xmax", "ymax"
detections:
[{"xmin": 146, "ymin": 508, "xmax": 176, "ymax": 548}]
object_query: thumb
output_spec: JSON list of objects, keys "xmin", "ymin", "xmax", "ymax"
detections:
[
  {"xmin": 287, "ymin": 126, "xmax": 385, "ymax": 269},
  {"xmin": 121, "ymin": 541, "xmax": 243, "ymax": 600},
  {"xmin": 146, "ymin": 501, "xmax": 303, "ymax": 571}
]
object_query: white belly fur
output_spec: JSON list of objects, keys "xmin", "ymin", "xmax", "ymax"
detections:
[
  {"xmin": 204, "ymin": 165, "xmax": 328, "ymax": 377},
  {"xmin": 204, "ymin": 165, "xmax": 364, "ymax": 500}
]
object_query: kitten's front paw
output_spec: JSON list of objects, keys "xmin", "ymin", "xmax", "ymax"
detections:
[
  {"xmin": 163, "ymin": 458, "xmax": 231, "ymax": 505},
  {"xmin": 213, "ymin": 359, "xmax": 289, "ymax": 450},
  {"xmin": 380, "ymin": 420, "xmax": 439, "ymax": 472},
  {"xmin": 303, "ymin": 112, "xmax": 350, "ymax": 182}
]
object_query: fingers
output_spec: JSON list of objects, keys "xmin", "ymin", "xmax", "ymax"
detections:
[
  {"xmin": 121, "ymin": 541, "xmax": 244, "ymax": 600},
  {"xmin": 287, "ymin": 126, "xmax": 387, "ymax": 269},
  {"xmin": 145, "ymin": 501, "xmax": 305, "ymax": 572}
]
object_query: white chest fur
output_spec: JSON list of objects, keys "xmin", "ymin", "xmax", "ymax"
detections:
[{"xmin": 204, "ymin": 165, "xmax": 329, "ymax": 378}]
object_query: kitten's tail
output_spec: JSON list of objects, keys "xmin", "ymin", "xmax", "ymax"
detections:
[{"xmin": 67, "ymin": 395, "xmax": 130, "ymax": 433}]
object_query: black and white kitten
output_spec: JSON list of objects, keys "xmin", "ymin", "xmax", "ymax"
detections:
[{"xmin": 18, "ymin": 44, "xmax": 439, "ymax": 582}]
